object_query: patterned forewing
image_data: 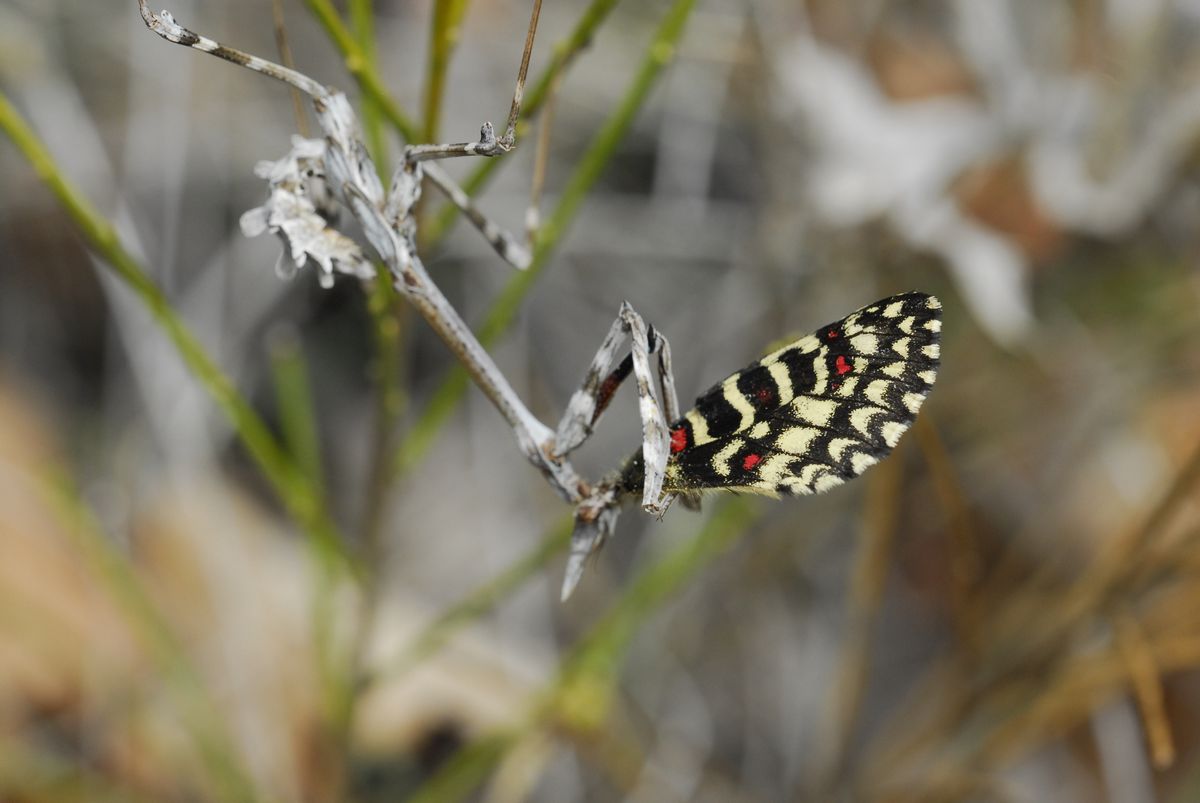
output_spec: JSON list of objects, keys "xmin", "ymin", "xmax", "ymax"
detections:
[{"xmin": 663, "ymin": 292, "xmax": 942, "ymax": 496}]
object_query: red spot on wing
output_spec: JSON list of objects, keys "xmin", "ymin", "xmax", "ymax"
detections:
[
  {"xmin": 835, "ymin": 355, "xmax": 853, "ymax": 375},
  {"xmin": 755, "ymin": 386, "xmax": 775, "ymax": 405},
  {"xmin": 670, "ymin": 425, "xmax": 689, "ymax": 454},
  {"xmin": 827, "ymin": 328, "xmax": 839, "ymax": 339},
  {"xmin": 742, "ymin": 453, "xmax": 762, "ymax": 470}
]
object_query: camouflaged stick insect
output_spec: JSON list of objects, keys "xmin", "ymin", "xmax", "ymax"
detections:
[{"xmin": 136, "ymin": 3, "xmax": 943, "ymax": 601}]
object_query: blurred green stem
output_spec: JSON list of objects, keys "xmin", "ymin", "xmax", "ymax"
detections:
[
  {"xmin": 398, "ymin": 0, "xmax": 695, "ymax": 473},
  {"xmin": 425, "ymin": 0, "xmax": 626, "ymax": 246},
  {"xmin": 424, "ymin": 0, "xmax": 473, "ymax": 142},
  {"xmin": 348, "ymin": 0, "xmax": 389, "ymax": 176},
  {"xmin": 547, "ymin": 498, "xmax": 754, "ymax": 730},
  {"xmin": 0, "ymin": 93, "xmax": 354, "ymax": 575},
  {"xmin": 412, "ymin": 496, "xmax": 758, "ymax": 800},
  {"xmin": 264, "ymin": 331, "xmax": 351, "ymax": 728},
  {"xmin": 45, "ymin": 474, "xmax": 261, "ymax": 803},
  {"xmin": 303, "ymin": 0, "xmax": 420, "ymax": 141},
  {"xmin": 268, "ymin": 330, "xmax": 325, "ymax": 491},
  {"xmin": 359, "ymin": 274, "xmax": 408, "ymax": 566},
  {"xmin": 368, "ymin": 513, "xmax": 574, "ymax": 686}
]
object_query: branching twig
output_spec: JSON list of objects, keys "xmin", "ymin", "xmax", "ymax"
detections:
[
  {"xmin": 136, "ymin": 0, "xmax": 585, "ymax": 506},
  {"xmin": 398, "ymin": 0, "xmax": 700, "ymax": 480}
]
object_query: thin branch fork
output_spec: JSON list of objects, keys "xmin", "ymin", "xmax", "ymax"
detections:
[
  {"xmin": 135, "ymin": 0, "xmax": 582, "ymax": 504},
  {"xmin": 403, "ymin": 0, "xmax": 542, "ymax": 162}
]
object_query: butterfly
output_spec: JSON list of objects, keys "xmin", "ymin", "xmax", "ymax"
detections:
[{"xmin": 617, "ymin": 292, "xmax": 942, "ymax": 499}]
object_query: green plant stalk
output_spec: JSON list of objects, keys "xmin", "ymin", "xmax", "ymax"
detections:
[
  {"xmin": 264, "ymin": 332, "xmax": 352, "ymax": 727},
  {"xmin": 359, "ymin": 273, "xmax": 407, "ymax": 561},
  {"xmin": 412, "ymin": 496, "xmax": 758, "ymax": 798},
  {"xmin": 425, "ymin": 0, "xmax": 625, "ymax": 245},
  {"xmin": 303, "ymin": 0, "xmax": 420, "ymax": 142},
  {"xmin": 397, "ymin": 0, "xmax": 697, "ymax": 474},
  {"xmin": 44, "ymin": 474, "xmax": 261, "ymax": 803},
  {"xmin": 346, "ymin": 0, "xmax": 406, "ymax": 555},
  {"xmin": 424, "ymin": 0, "xmax": 473, "ymax": 142},
  {"xmin": 371, "ymin": 513, "xmax": 574, "ymax": 685},
  {"xmin": 269, "ymin": 332, "xmax": 325, "ymax": 490},
  {"xmin": 348, "ymin": 0, "xmax": 389, "ymax": 177},
  {"xmin": 0, "ymin": 92, "xmax": 353, "ymax": 579},
  {"xmin": 337, "ymin": 273, "xmax": 409, "ymax": 743},
  {"xmin": 343, "ymin": 0, "xmax": 407, "ymax": 567},
  {"xmin": 546, "ymin": 497, "xmax": 754, "ymax": 729}
]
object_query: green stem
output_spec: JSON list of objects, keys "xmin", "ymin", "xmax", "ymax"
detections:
[
  {"xmin": 368, "ymin": 513, "xmax": 574, "ymax": 685},
  {"xmin": 45, "ymin": 474, "xmax": 261, "ymax": 803},
  {"xmin": 412, "ymin": 495, "xmax": 758, "ymax": 798},
  {"xmin": 303, "ymin": 0, "xmax": 420, "ymax": 142},
  {"xmin": 547, "ymin": 498, "xmax": 754, "ymax": 730},
  {"xmin": 424, "ymin": 0, "xmax": 473, "ymax": 142},
  {"xmin": 0, "ymin": 91, "xmax": 354, "ymax": 578},
  {"xmin": 425, "ymin": 0, "xmax": 626, "ymax": 245},
  {"xmin": 348, "ymin": 0, "xmax": 389, "ymax": 176}
]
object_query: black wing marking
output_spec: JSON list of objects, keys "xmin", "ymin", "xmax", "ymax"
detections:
[{"xmin": 661, "ymin": 292, "xmax": 941, "ymax": 496}]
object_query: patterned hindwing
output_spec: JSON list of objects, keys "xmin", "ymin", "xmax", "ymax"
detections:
[{"xmin": 661, "ymin": 292, "xmax": 942, "ymax": 497}]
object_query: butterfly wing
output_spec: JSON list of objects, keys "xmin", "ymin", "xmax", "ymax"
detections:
[{"xmin": 662, "ymin": 292, "xmax": 942, "ymax": 496}]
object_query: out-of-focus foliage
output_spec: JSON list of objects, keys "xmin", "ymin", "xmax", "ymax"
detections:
[{"xmin": 2, "ymin": 0, "xmax": 1200, "ymax": 801}]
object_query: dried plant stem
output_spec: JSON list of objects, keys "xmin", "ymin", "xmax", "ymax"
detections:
[
  {"xmin": 819, "ymin": 451, "xmax": 904, "ymax": 791},
  {"xmin": 501, "ymin": 0, "xmax": 544, "ymax": 147},
  {"xmin": 136, "ymin": 1, "xmax": 585, "ymax": 502},
  {"xmin": 862, "ymin": 520, "xmax": 1200, "ymax": 799},
  {"xmin": 426, "ymin": 0, "xmax": 627, "ymax": 245},
  {"xmin": 398, "ymin": 0, "xmax": 698, "ymax": 473},
  {"xmin": 1114, "ymin": 611, "xmax": 1175, "ymax": 768},
  {"xmin": 983, "ymin": 437, "xmax": 1200, "ymax": 680},
  {"xmin": 270, "ymin": 0, "xmax": 310, "ymax": 136},
  {"xmin": 915, "ymin": 415, "xmax": 983, "ymax": 648}
]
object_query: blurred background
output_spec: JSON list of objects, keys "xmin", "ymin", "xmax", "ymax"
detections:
[{"xmin": 3, "ymin": 0, "xmax": 1200, "ymax": 800}]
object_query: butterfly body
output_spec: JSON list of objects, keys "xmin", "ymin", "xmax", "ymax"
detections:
[{"xmin": 619, "ymin": 292, "xmax": 942, "ymax": 500}]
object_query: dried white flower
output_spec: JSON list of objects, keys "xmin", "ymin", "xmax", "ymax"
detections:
[{"xmin": 239, "ymin": 136, "xmax": 375, "ymax": 288}]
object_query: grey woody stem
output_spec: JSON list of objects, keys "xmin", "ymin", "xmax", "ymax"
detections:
[{"xmin": 137, "ymin": 0, "xmax": 581, "ymax": 504}]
